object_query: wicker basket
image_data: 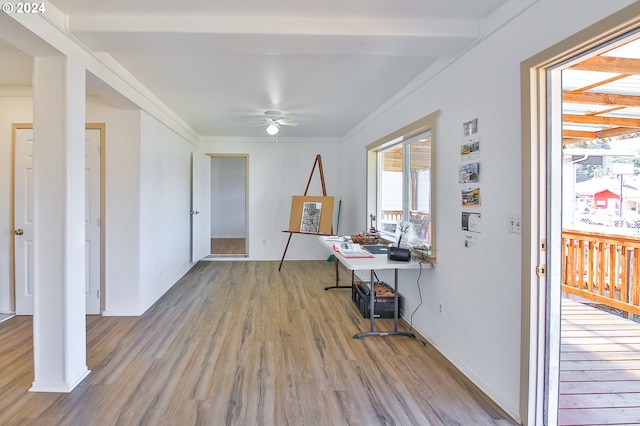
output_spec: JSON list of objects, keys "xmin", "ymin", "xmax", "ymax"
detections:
[{"xmin": 350, "ymin": 234, "xmax": 380, "ymax": 245}]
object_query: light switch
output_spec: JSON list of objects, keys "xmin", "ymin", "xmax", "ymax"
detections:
[{"xmin": 509, "ymin": 215, "xmax": 521, "ymax": 234}]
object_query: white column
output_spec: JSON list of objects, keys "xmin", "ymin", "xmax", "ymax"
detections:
[{"xmin": 30, "ymin": 55, "xmax": 90, "ymax": 392}]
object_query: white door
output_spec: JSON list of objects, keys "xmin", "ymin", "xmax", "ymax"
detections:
[
  {"xmin": 191, "ymin": 153, "xmax": 211, "ymax": 262},
  {"xmin": 84, "ymin": 128, "xmax": 101, "ymax": 314},
  {"xmin": 13, "ymin": 128, "xmax": 35, "ymax": 315},
  {"xmin": 14, "ymin": 126, "xmax": 101, "ymax": 315}
]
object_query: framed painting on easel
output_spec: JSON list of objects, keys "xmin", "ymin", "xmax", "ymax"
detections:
[{"xmin": 288, "ymin": 196, "xmax": 334, "ymax": 235}]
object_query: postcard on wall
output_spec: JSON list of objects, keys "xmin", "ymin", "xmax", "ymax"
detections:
[
  {"xmin": 463, "ymin": 118, "xmax": 478, "ymax": 137},
  {"xmin": 460, "ymin": 136, "xmax": 480, "ymax": 161},
  {"xmin": 300, "ymin": 202, "xmax": 322, "ymax": 233},
  {"xmin": 461, "ymin": 212, "xmax": 481, "ymax": 233},
  {"xmin": 461, "ymin": 187, "xmax": 481, "ymax": 207},
  {"xmin": 458, "ymin": 162, "xmax": 479, "ymax": 183},
  {"xmin": 464, "ymin": 235, "xmax": 477, "ymax": 249}
]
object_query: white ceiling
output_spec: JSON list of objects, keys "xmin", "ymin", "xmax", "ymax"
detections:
[{"xmin": 0, "ymin": 0, "xmax": 514, "ymax": 140}]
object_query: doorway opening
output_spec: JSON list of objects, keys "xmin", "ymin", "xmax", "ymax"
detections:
[
  {"xmin": 210, "ymin": 155, "xmax": 248, "ymax": 257},
  {"xmin": 557, "ymin": 34, "xmax": 640, "ymax": 425},
  {"xmin": 520, "ymin": 4, "xmax": 640, "ymax": 425}
]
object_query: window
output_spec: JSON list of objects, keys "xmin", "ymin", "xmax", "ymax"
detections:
[{"xmin": 367, "ymin": 111, "xmax": 439, "ymax": 260}]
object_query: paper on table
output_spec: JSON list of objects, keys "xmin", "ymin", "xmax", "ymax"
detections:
[
  {"xmin": 320, "ymin": 235, "xmax": 346, "ymax": 241},
  {"xmin": 333, "ymin": 242, "xmax": 374, "ymax": 258}
]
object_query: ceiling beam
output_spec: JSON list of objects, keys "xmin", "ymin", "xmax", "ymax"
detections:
[
  {"xmin": 570, "ymin": 55, "xmax": 640, "ymax": 74},
  {"xmin": 563, "ymin": 126, "xmax": 640, "ymax": 141},
  {"xmin": 598, "ymin": 126, "xmax": 640, "ymax": 138},
  {"xmin": 563, "ymin": 129, "xmax": 596, "ymax": 140},
  {"xmin": 563, "ymin": 113, "xmax": 640, "ymax": 127},
  {"xmin": 569, "ymin": 73, "xmax": 630, "ymax": 93},
  {"xmin": 563, "ymin": 91, "xmax": 640, "ymax": 108}
]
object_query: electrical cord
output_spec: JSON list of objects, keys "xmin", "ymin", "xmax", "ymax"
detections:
[
  {"xmin": 372, "ymin": 261, "xmax": 427, "ymax": 346},
  {"xmin": 407, "ymin": 261, "xmax": 428, "ymax": 346}
]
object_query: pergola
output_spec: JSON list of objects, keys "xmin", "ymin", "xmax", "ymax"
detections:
[{"xmin": 563, "ymin": 38, "xmax": 640, "ymax": 144}]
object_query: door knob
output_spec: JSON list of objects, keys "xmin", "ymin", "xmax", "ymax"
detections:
[
  {"xmin": 14, "ymin": 229, "xmax": 24, "ymax": 235},
  {"xmin": 190, "ymin": 210, "xmax": 199, "ymax": 215}
]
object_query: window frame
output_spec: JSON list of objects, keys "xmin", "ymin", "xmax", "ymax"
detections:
[{"xmin": 366, "ymin": 110, "xmax": 439, "ymax": 262}]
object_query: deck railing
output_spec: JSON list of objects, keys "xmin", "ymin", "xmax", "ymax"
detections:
[{"xmin": 562, "ymin": 230, "xmax": 640, "ymax": 316}]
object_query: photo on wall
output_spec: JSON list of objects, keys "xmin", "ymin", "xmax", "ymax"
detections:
[
  {"xmin": 460, "ymin": 136, "xmax": 480, "ymax": 161},
  {"xmin": 462, "ymin": 212, "xmax": 482, "ymax": 233},
  {"xmin": 458, "ymin": 162, "xmax": 479, "ymax": 183},
  {"xmin": 461, "ymin": 187, "xmax": 481, "ymax": 207}
]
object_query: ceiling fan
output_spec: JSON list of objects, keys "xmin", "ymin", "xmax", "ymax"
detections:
[{"xmin": 258, "ymin": 110, "xmax": 298, "ymax": 135}]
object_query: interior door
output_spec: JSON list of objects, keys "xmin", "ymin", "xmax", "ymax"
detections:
[
  {"xmin": 191, "ymin": 152, "xmax": 211, "ymax": 262},
  {"xmin": 14, "ymin": 126, "xmax": 101, "ymax": 315},
  {"xmin": 13, "ymin": 128, "xmax": 35, "ymax": 315}
]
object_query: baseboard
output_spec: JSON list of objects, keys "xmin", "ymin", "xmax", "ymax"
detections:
[
  {"xmin": 102, "ymin": 309, "xmax": 145, "ymax": 316},
  {"xmin": 138, "ymin": 263, "xmax": 196, "ymax": 315},
  {"xmin": 30, "ymin": 368, "xmax": 91, "ymax": 393}
]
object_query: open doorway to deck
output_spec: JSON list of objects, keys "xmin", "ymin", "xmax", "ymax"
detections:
[
  {"xmin": 521, "ymin": 5, "xmax": 640, "ymax": 425},
  {"xmin": 558, "ymin": 33, "xmax": 640, "ymax": 425},
  {"xmin": 210, "ymin": 155, "xmax": 248, "ymax": 257}
]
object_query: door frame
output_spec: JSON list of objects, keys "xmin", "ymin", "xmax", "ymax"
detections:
[
  {"xmin": 89, "ymin": 123, "xmax": 106, "ymax": 315},
  {"xmin": 519, "ymin": 4, "xmax": 640, "ymax": 424},
  {"xmin": 10, "ymin": 122, "xmax": 106, "ymax": 314},
  {"xmin": 208, "ymin": 154, "xmax": 249, "ymax": 256}
]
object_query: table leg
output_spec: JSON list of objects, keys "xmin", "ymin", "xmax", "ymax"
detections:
[
  {"xmin": 353, "ymin": 268, "xmax": 415, "ymax": 339},
  {"xmin": 324, "ymin": 257, "xmax": 353, "ymax": 290},
  {"xmin": 370, "ymin": 269, "xmax": 375, "ymax": 332}
]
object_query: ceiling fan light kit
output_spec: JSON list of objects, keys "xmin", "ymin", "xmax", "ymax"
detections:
[
  {"xmin": 266, "ymin": 123, "xmax": 280, "ymax": 135},
  {"xmin": 259, "ymin": 110, "xmax": 298, "ymax": 136}
]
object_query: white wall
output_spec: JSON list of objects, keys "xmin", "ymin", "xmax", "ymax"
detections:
[
  {"xmin": 0, "ymin": 95, "xmax": 33, "ymax": 313},
  {"xmin": 0, "ymin": 95, "xmax": 146, "ymax": 315},
  {"xmin": 86, "ymin": 97, "xmax": 143, "ymax": 315},
  {"xmin": 1, "ymin": 96, "xmax": 193, "ymax": 316},
  {"xmin": 139, "ymin": 111, "xmax": 193, "ymax": 312},
  {"xmin": 338, "ymin": 0, "xmax": 636, "ymax": 420},
  {"xmin": 211, "ymin": 156, "xmax": 246, "ymax": 238},
  {"xmin": 200, "ymin": 139, "xmax": 344, "ymax": 260}
]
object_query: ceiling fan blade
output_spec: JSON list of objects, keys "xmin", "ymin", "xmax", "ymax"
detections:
[{"xmin": 277, "ymin": 119, "xmax": 298, "ymax": 127}]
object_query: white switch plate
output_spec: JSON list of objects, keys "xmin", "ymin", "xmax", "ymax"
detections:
[{"xmin": 509, "ymin": 215, "xmax": 521, "ymax": 234}]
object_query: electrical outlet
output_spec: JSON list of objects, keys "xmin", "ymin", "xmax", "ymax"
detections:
[
  {"xmin": 261, "ymin": 240, "xmax": 267, "ymax": 246},
  {"xmin": 509, "ymin": 215, "xmax": 521, "ymax": 234},
  {"xmin": 439, "ymin": 303, "xmax": 444, "ymax": 315}
]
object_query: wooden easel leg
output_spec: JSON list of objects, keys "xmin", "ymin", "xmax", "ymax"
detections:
[
  {"xmin": 279, "ymin": 155, "xmax": 329, "ymax": 272},
  {"xmin": 278, "ymin": 232, "xmax": 293, "ymax": 271}
]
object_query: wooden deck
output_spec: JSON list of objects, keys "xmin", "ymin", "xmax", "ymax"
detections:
[{"xmin": 560, "ymin": 297, "xmax": 640, "ymax": 425}]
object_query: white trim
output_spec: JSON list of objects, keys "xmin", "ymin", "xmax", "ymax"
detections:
[{"xmin": 30, "ymin": 368, "xmax": 90, "ymax": 393}]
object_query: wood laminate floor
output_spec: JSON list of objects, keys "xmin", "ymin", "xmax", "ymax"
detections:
[
  {"xmin": 0, "ymin": 261, "xmax": 516, "ymax": 425},
  {"xmin": 211, "ymin": 238, "xmax": 246, "ymax": 255}
]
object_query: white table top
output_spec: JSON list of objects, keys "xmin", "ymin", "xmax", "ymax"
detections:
[{"xmin": 318, "ymin": 237, "xmax": 430, "ymax": 271}]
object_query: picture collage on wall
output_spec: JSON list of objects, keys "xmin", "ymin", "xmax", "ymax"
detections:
[{"xmin": 460, "ymin": 118, "xmax": 481, "ymax": 242}]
